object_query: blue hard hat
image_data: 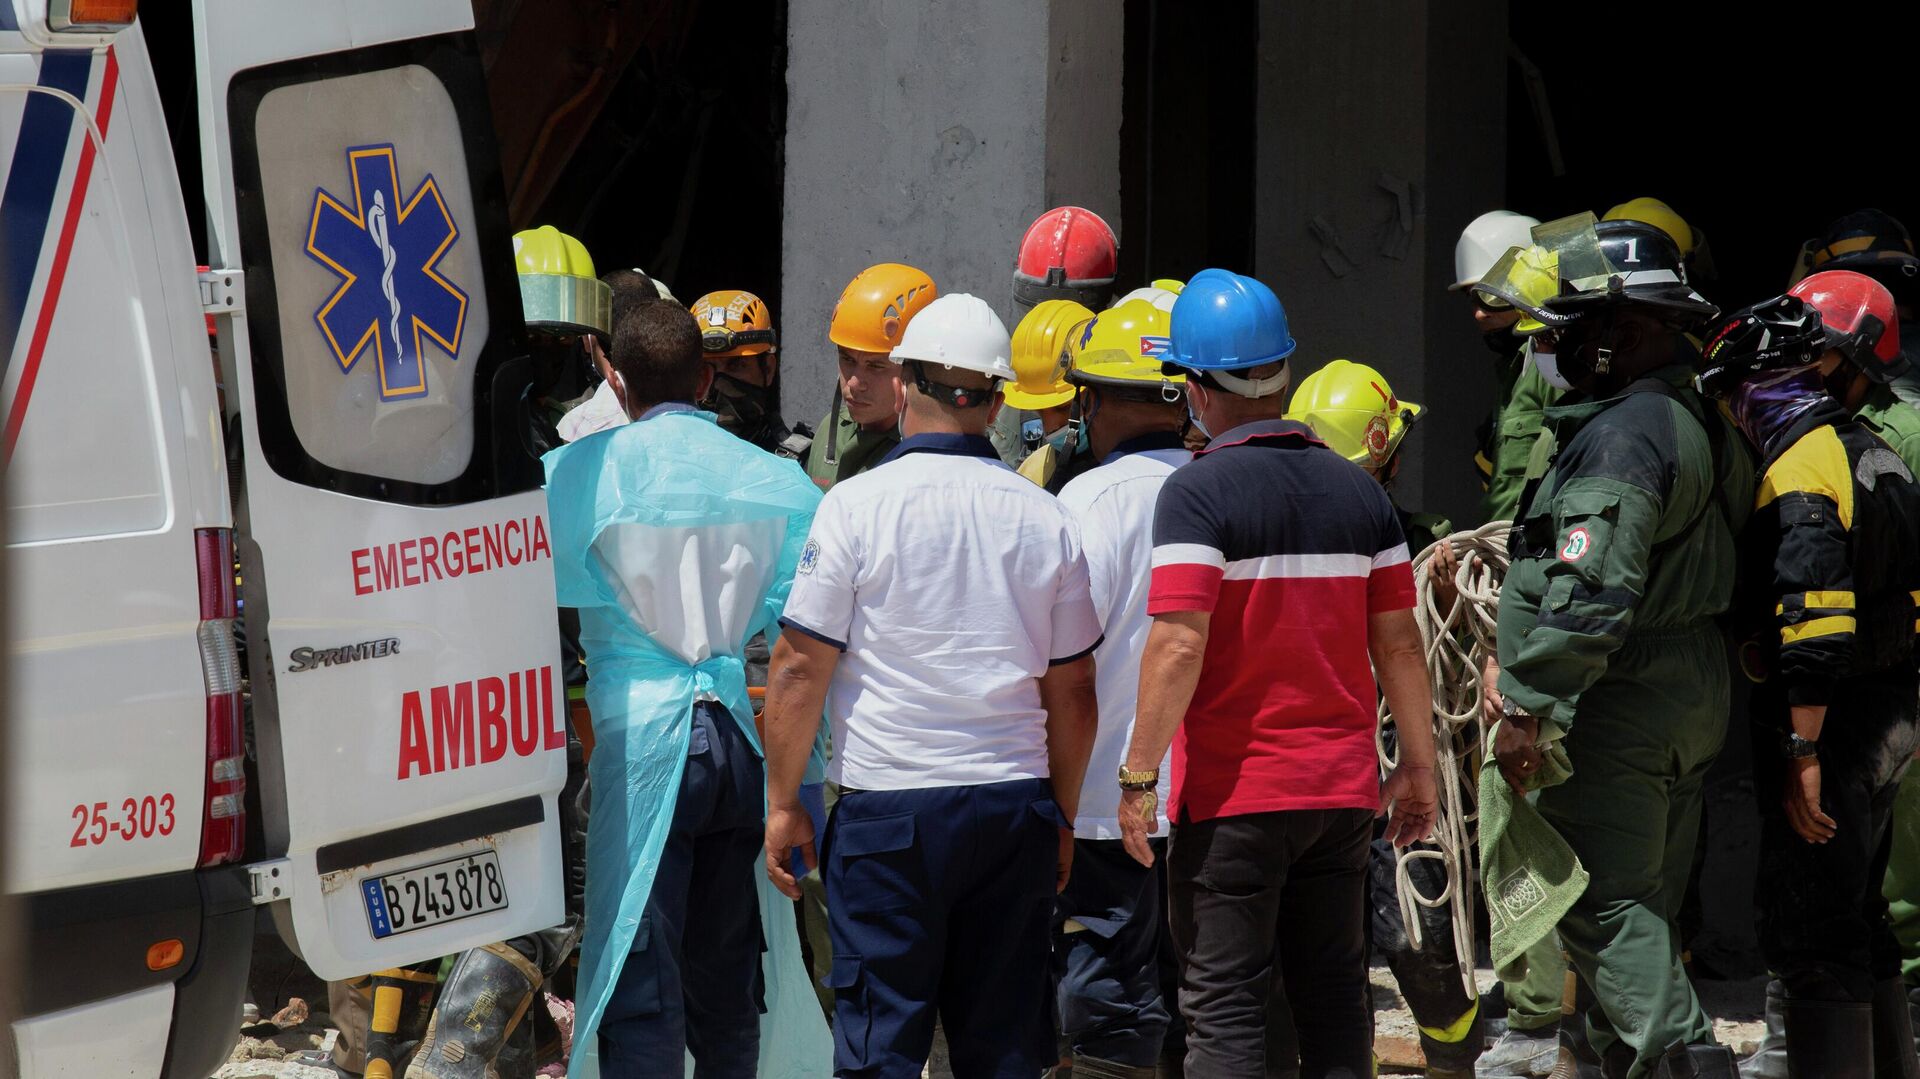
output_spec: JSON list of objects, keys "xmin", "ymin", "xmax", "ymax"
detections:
[{"xmin": 1168, "ymin": 268, "xmax": 1297, "ymax": 371}]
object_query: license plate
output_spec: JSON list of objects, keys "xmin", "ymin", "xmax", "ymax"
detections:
[{"xmin": 362, "ymin": 850, "xmax": 507, "ymax": 939}]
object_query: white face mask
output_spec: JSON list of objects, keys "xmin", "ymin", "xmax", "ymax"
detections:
[{"xmin": 1530, "ymin": 340, "xmax": 1573, "ymax": 391}]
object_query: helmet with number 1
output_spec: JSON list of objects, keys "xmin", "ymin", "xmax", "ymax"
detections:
[
  {"xmin": 514, "ymin": 225, "xmax": 612, "ymax": 337},
  {"xmin": 1063, "ymin": 297, "xmax": 1185, "ymax": 396},
  {"xmin": 1285, "ymin": 359, "xmax": 1422, "ymax": 469},
  {"xmin": 829, "ymin": 263, "xmax": 938, "ymax": 353},
  {"xmin": 690, "ymin": 290, "xmax": 777, "ymax": 358},
  {"xmin": 1539, "ymin": 215, "xmax": 1718, "ymax": 328},
  {"xmin": 1604, "ymin": 197, "xmax": 1696, "ymax": 259},
  {"xmin": 1013, "ymin": 206, "xmax": 1119, "ymax": 311},
  {"xmin": 1005, "ymin": 300, "xmax": 1092, "ymax": 409},
  {"xmin": 1789, "ymin": 270, "xmax": 1909, "ymax": 383}
]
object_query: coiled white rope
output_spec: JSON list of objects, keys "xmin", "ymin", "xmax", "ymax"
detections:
[{"xmin": 1377, "ymin": 521, "xmax": 1511, "ymax": 998}]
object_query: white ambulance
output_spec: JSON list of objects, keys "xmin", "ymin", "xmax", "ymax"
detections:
[{"xmin": 3, "ymin": 1, "xmax": 568, "ymax": 1074}]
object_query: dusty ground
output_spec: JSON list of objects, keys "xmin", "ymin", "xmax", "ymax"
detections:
[{"xmin": 221, "ymin": 941, "xmax": 1768, "ymax": 1077}]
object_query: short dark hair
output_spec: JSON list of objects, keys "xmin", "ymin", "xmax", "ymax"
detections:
[
  {"xmin": 603, "ymin": 268, "xmax": 668, "ymax": 330},
  {"xmin": 611, "ymin": 299, "xmax": 705, "ymax": 409}
]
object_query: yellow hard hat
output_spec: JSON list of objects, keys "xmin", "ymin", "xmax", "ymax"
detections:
[
  {"xmin": 828, "ymin": 263, "xmax": 937, "ymax": 353},
  {"xmin": 1284, "ymin": 359, "xmax": 1422, "ymax": 469},
  {"xmin": 1062, "ymin": 297, "xmax": 1186, "ymax": 396},
  {"xmin": 514, "ymin": 226, "xmax": 612, "ymax": 336},
  {"xmin": 1604, "ymin": 197, "xmax": 1694, "ymax": 258},
  {"xmin": 691, "ymin": 290, "xmax": 776, "ymax": 357},
  {"xmin": 1472, "ymin": 244, "xmax": 1562, "ymax": 336},
  {"xmin": 1004, "ymin": 300, "xmax": 1091, "ymax": 409}
]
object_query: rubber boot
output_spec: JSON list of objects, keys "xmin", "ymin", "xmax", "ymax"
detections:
[
  {"xmin": 1739, "ymin": 980, "xmax": 1789, "ymax": 1079},
  {"xmin": 362, "ymin": 967, "xmax": 439, "ymax": 1079},
  {"xmin": 404, "ymin": 943, "xmax": 543, "ymax": 1079},
  {"xmin": 1481, "ymin": 1019, "xmax": 1561, "ymax": 1077},
  {"xmin": 1783, "ymin": 998, "xmax": 1874, "ymax": 1079},
  {"xmin": 1545, "ymin": 1025, "xmax": 1604, "ymax": 1079},
  {"xmin": 1424, "ymin": 1002, "xmax": 1487, "ymax": 1078},
  {"xmin": 1874, "ymin": 979, "xmax": 1920, "ymax": 1079},
  {"xmin": 1650, "ymin": 1042, "xmax": 1737, "ymax": 1079},
  {"xmin": 1073, "ymin": 1054, "xmax": 1159, "ymax": 1079}
]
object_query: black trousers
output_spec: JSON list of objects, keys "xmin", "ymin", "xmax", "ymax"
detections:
[
  {"xmin": 1167, "ymin": 808, "xmax": 1373, "ymax": 1079},
  {"xmin": 1754, "ymin": 674, "xmax": 1920, "ymax": 1003}
]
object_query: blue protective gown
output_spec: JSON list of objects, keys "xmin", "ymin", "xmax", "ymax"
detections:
[{"xmin": 543, "ymin": 410, "xmax": 830, "ymax": 1078}]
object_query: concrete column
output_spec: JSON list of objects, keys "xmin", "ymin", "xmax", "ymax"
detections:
[
  {"xmin": 1255, "ymin": 0, "xmax": 1507, "ymax": 526},
  {"xmin": 781, "ymin": 0, "xmax": 1122, "ymax": 428}
]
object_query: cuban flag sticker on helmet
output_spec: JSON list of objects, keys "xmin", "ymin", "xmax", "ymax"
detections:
[{"xmin": 1140, "ymin": 335, "xmax": 1172, "ymax": 358}]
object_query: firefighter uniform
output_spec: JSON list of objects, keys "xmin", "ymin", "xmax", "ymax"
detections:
[
  {"xmin": 1497, "ymin": 367, "xmax": 1754, "ymax": 1071},
  {"xmin": 1740, "ymin": 402, "xmax": 1920, "ymax": 1007},
  {"xmin": 1477, "ymin": 350, "xmax": 1560, "ymax": 524}
]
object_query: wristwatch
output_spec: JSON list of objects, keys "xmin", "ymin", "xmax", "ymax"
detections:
[
  {"xmin": 1783, "ymin": 733, "xmax": 1819, "ymax": 760},
  {"xmin": 1500, "ymin": 696, "xmax": 1535, "ymax": 722},
  {"xmin": 1117, "ymin": 764, "xmax": 1160, "ymax": 791}
]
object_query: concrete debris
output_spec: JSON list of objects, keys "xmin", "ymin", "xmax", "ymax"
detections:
[
  {"xmin": 211, "ymin": 1062, "xmax": 347, "ymax": 1079},
  {"xmin": 271, "ymin": 997, "xmax": 311, "ymax": 1028}
]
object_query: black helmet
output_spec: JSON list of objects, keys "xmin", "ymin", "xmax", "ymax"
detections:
[
  {"xmin": 1804, "ymin": 209, "xmax": 1920, "ymax": 306},
  {"xmin": 1696, "ymin": 295, "xmax": 1827, "ymax": 399},
  {"xmin": 1543, "ymin": 220, "xmax": 1719, "ymax": 328}
]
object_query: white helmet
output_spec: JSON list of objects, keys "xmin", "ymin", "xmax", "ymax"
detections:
[
  {"xmin": 890, "ymin": 293, "xmax": 1016, "ymax": 381},
  {"xmin": 1111, "ymin": 277, "xmax": 1184, "ymax": 313},
  {"xmin": 1451, "ymin": 210, "xmax": 1541, "ymax": 291}
]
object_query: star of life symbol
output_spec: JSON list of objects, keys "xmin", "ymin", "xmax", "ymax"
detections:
[{"xmin": 305, "ymin": 145, "xmax": 468, "ymax": 401}]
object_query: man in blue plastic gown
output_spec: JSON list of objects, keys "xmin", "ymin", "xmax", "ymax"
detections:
[{"xmin": 542, "ymin": 298, "xmax": 830, "ymax": 1078}]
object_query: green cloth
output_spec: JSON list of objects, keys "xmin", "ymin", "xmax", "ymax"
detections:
[
  {"xmin": 1496, "ymin": 365, "xmax": 1752, "ymax": 1074},
  {"xmin": 804, "ymin": 396, "xmax": 900, "ymax": 487},
  {"xmin": 1885, "ymin": 766, "xmax": 1920, "ymax": 986},
  {"xmin": 1865, "ymin": 385, "xmax": 1920, "ymax": 984},
  {"xmin": 1478, "ymin": 346, "xmax": 1562, "ymax": 524},
  {"xmin": 1480, "ymin": 741, "xmax": 1585, "ymax": 975}
]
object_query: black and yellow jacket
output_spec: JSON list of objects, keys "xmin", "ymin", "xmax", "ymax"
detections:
[{"xmin": 1742, "ymin": 401, "xmax": 1920, "ymax": 707}]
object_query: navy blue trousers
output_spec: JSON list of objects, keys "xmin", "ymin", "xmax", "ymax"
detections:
[
  {"xmin": 822, "ymin": 777, "xmax": 1064, "ymax": 1078},
  {"xmin": 600, "ymin": 702, "xmax": 765, "ymax": 1078},
  {"xmin": 1052, "ymin": 838, "xmax": 1176, "ymax": 1066}
]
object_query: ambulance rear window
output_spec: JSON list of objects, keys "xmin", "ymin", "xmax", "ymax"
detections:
[{"xmin": 225, "ymin": 40, "xmax": 536, "ymax": 504}]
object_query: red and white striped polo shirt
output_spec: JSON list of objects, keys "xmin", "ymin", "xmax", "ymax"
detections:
[{"xmin": 1148, "ymin": 419, "xmax": 1415, "ymax": 822}]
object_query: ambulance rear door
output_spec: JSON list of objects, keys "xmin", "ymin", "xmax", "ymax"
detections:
[{"xmin": 193, "ymin": 0, "xmax": 566, "ymax": 979}]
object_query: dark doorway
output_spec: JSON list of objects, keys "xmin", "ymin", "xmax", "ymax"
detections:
[
  {"xmin": 1506, "ymin": 3, "xmax": 1920, "ymax": 315},
  {"xmin": 1118, "ymin": 0, "xmax": 1258, "ymax": 289}
]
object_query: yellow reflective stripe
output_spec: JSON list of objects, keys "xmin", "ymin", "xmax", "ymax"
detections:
[
  {"xmin": 1800, "ymin": 590, "xmax": 1856, "ymax": 610},
  {"xmin": 1782, "ymin": 615, "xmax": 1855, "ymax": 645},
  {"xmin": 1418, "ymin": 998, "xmax": 1480, "ymax": 1044},
  {"xmin": 1756, "ymin": 425, "xmax": 1854, "ymax": 529}
]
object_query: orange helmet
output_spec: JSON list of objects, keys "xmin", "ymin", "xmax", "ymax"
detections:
[
  {"xmin": 691, "ymin": 290, "xmax": 776, "ymax": 357},
  {"xmin": 828, "ymin": 263, "xmax": 937, "ymax": 353}
]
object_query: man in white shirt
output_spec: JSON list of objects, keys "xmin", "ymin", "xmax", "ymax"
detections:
[
  {"xmin": 1051, "ymin": 297, "xmax": 1192, "ymax": 1079},
  {"xmin": 760, "ymin": 293, "xmax": 1102, "ymax": 1079}
]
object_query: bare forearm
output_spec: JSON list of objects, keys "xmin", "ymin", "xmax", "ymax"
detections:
[
  {"xmin": 1041, "ymin": 657, "xmax": 1098, "ymax": 824},
  {"xmin": 763, "ymin": 638, "xmax": 833, "ymax": 807},
  {"xmin": 1371, "ymin": 609, "xmax": 1437, "ymax": 770},
  {"xmin": 1125, "ymin": 614, "xmax": 1210, "ymax": 774},
  {"xmin": 1790, "ymin": 704, "xmax": 1827, "ymax": 742}
]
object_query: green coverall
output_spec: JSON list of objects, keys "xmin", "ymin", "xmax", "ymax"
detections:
[
  {"xmin": 1479, "ymin": 347, "xmax": 1563, "ymax": 524},
  {"xmin": 805, "ymin": 394, "xmax": 900, "ymax": 488},
  {"xmin": 1859, "ymin": 383, "xmax": 1920, "ymax": 985},
  {"xmin": 1497, "ymin": 366, "xmax": 1755, "ymax": 1076}
]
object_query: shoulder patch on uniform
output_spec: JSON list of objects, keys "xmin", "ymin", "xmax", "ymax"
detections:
[
  {"xmin": 1558, "ymin": 527, "xmax": 1591, "ymax": 563},
  {"xmin": 798, "ymin": 539, "xmax": 820, "ymax": 575}
]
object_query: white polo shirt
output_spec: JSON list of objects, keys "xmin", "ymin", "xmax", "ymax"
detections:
[
  {"xmin": 1056, "ymin": 434, "xmax": 1190, "ymax": 839},
  {"xmin": 780, "ymin": 433, "xmax": 1104, "ymax": 791}
]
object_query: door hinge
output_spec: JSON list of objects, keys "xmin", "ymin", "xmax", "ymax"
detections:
[
  {"xmin": 248, "ymin": 857, "xmax": 292, "ymax": 905},
  {"xmin": 199, "ymin": 267, "xmax": 245, "ymax": 316}
]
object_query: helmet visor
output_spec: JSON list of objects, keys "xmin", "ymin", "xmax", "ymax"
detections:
[{"xmin": 1472, "ymin": 244, "xmax": 1567, "ymax": 330}]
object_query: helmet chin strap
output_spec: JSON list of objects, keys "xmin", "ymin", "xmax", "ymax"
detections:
[{"xmin": 906, "ymin": 360, "xmax": 997, "ymax": 409}]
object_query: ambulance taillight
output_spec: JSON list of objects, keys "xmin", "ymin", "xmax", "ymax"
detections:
[
  {"xmin": 48, "ymin": 0, "xmax": 138, "ymax": 32},
  {"xmin": 194, "ymin": 528, "xmax": 245, "ymax": 867}
]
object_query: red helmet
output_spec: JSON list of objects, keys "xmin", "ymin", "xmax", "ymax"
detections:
[
  {"xmin": 1788, "ymin": 269, "xmax": 1907, "ymax": 383},
  {"xmin": 1013, "ymin": 206, "xmax": 1118, "ymax": 311}
]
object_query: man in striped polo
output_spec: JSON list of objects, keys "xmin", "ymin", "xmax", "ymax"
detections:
[{"xmin": 1117, "ymin": 270, "xmax": 1439, "ymax": 1078}]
